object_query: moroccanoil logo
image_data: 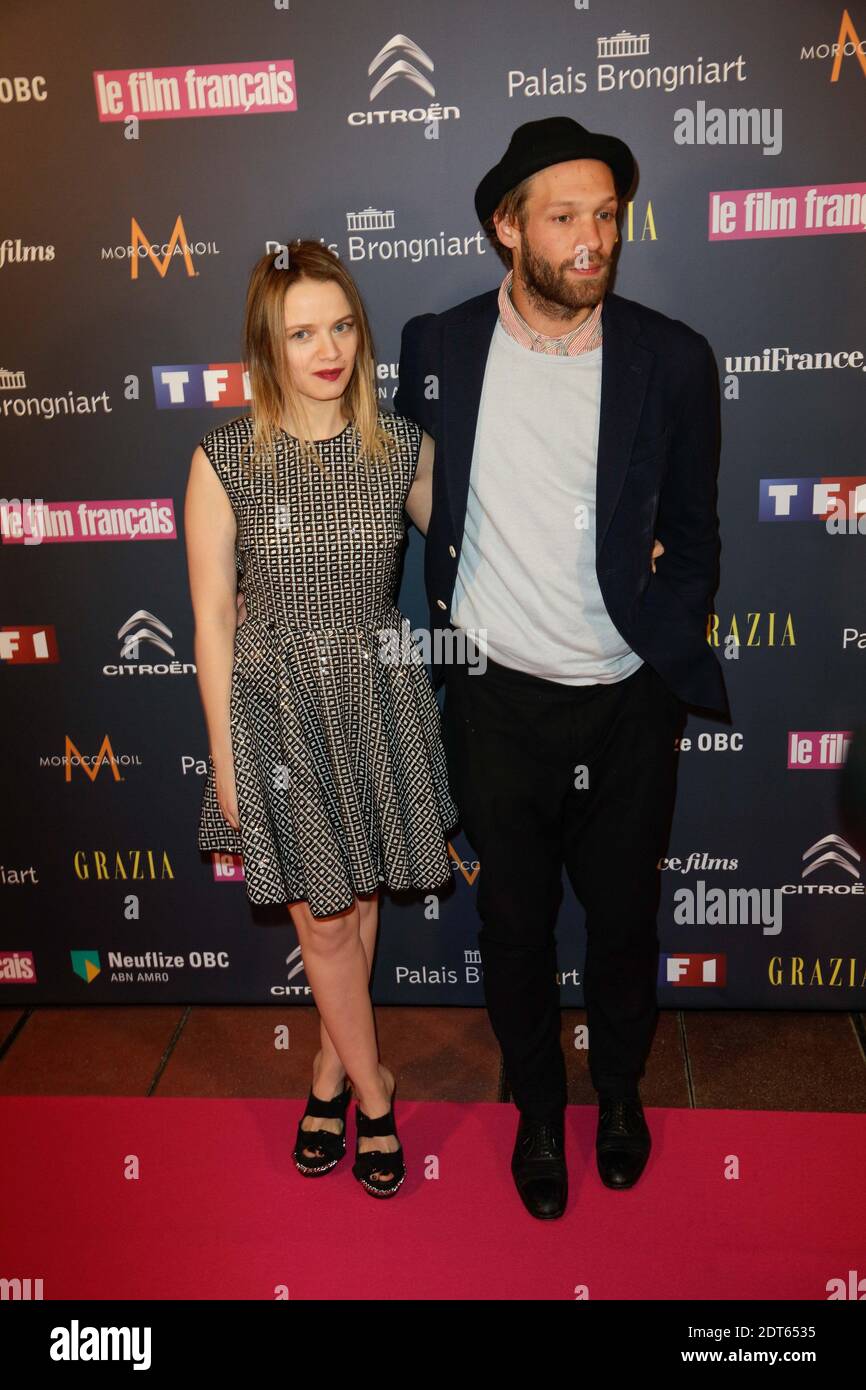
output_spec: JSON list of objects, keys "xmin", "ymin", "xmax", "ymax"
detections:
[
  {"xmin": 831, "ymin": 9, "xmax": 866, "ymax": 80},
  {"xmin": 801, "ymin": 9, "xmax": 866, "ymax": 80},
  {"xmin": 130, "ymin": 215, "xmax": 196, "ymax": 278},
  {"xmin": 100, "ymin": 216, "xmax": 221, "ymax": 277},
  {"xmin": 61, "ymin": 734, "xmax": 124, "ymax": 782},
  {"xmin": 447, "ymin": 840, "xmax": 480, "ymax": 885},
  {"xmin": 71, "ymin": 950, "xmax": 101, "ymax": 983}
]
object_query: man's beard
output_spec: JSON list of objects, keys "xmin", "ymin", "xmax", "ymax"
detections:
[{"xmin": 518, "ymin": 235, "xmax": 611, "ymax": 323}]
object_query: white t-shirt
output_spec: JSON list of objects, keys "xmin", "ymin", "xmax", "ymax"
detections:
[{"xmin": 450, "ymin": 318, "xmax": 644, "ymax": 685}]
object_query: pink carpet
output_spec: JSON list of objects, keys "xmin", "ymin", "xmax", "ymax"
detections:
[{"xmin": 2, "ymin": 1097, "xmax": 863, "ymax": 1300}]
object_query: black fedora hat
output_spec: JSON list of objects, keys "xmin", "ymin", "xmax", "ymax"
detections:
[{"xmin": 474, "ymin": 116, "xmax": 635, "ymax": 224}]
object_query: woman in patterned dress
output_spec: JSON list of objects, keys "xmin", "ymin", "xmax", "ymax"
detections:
[{"xmin": 184, "ymin": 241, "xmax": 458, "ymax": 1197}]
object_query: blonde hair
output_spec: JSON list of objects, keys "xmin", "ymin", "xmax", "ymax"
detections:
[{"xmin": 238, "ymin": 239, "xmax": 399, "ymax": 480}]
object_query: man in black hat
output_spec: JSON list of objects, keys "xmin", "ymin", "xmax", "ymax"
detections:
[{"xmin": 394, "ymin": 116, "xmax": 728, "ymax": 1219}]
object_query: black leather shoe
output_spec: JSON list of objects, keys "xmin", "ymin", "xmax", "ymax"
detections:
[
  {"xmin": 511, "ymin": 1113, "xmax": 568, "ymax": 1219},
  {"xmin": 596, "ymin": 1095, "xmax": 651, "ymax": 1189}
]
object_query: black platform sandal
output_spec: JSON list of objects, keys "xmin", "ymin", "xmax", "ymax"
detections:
[
  {"xmin": 351, "ymin": 1083, "xmax": 405, "ymax": 1198},
  {"xmin": 292, "ymin": 1080, "xmax": 352, "ymax": 1176}
]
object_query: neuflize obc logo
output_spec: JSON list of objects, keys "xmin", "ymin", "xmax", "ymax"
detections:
[{"xmin": 70, "ymin": 950, "xmax": 101, "ymax": 984}]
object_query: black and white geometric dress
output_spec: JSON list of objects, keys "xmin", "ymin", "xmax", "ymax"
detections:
[{"xmin": 195, "ymin": 410, "xmax": 459, "ymax": 918}]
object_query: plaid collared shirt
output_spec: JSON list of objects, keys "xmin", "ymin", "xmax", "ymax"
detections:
[{"xmin": 497, "ymin": 268, "xmax": 603, "ymax": 355}]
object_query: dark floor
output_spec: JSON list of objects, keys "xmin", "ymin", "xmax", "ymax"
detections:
[{"xmin": 2, "ymin": 1006, "xmax": 866, "ymax": 1110}]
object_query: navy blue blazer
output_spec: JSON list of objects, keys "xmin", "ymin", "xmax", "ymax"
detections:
[{"xmin": 393, "ymin": 285, "xmax": 729, "ymax": 720}]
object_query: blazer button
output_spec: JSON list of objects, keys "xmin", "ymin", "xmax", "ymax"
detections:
[
  {"xmin": 436, "ymin": 599, "xmax": 447, "ymax": 610},
  {"xmin": 448, "ymin": 545, "xmax": 456, "ymax": 558}
]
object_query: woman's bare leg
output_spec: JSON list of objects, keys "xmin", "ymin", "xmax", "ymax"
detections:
[
  {"xmin": 308, "ymin": 888, "xmax": 381, "ymax": 1095},
  {"xmin": 289, "ymin": 888, "xmax": 397, "ymax": 1178}
]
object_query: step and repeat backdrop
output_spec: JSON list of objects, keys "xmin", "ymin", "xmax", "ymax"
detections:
[{"xmin": 2, "ymin": 1, "xmax": 864, "ymax": 1007}]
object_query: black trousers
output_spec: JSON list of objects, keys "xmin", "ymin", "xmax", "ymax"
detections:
[{"xmin": 441, "ymin": 651, "xmax": 687, "ymax": 1120}]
